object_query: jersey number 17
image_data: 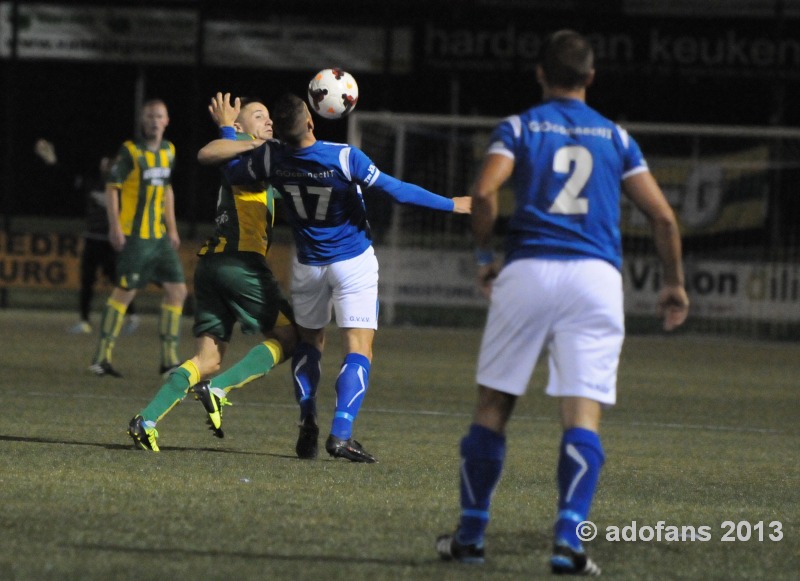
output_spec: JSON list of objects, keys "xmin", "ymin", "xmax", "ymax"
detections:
[{"xmin": 284, "ymin": 185, "xmax": 333, "ymax": 221}]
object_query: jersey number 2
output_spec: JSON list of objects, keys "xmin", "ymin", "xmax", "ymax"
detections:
[{"xmin": 548, "ymin": 145, "xmax": 592, "ymax": 215}]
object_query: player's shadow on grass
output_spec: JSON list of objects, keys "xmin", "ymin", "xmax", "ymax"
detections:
[
  {"xmin": 74, "ymin": 543, "xmax": 426, "ymax": 568},
  {"xmin": 69, "ymin": 542, "xmax": 522, "ymax": 573},
  {"xmin": 0, "ymin": 434, "xmax": 295, "ymax": 458}
]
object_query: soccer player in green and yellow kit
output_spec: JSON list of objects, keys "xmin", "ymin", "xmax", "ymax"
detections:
[
  {"xmin": 128, "ymin": 95, "xmax": 297, "ymax": 452},
  {"xmin": 89, "ymin": 99, "xmax": 188, "ymax": 378}
]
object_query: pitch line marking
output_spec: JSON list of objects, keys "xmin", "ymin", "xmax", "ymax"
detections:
[{"xmin": 24, "ymin": 391, "xmax": 783, "ymax": 435}]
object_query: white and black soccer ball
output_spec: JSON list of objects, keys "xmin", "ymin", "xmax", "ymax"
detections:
[{"xmin": 307, "ymin": 68, "xmax": 359, "ymax": 120}]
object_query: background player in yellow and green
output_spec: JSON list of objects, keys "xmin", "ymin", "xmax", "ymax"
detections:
[{"xmin": 89, "ymin": 98, "xmax": 187, "ymax": 378}]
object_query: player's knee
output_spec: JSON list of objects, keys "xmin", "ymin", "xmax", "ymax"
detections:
[
  {"xmin": 268, "ymin": 326, "xmax": 299, "ymax": 362},
  {"xmin": 298, "ymin": 326, "xmax": 324, "ymax": 348},
  {"xmin": 197, "ymin": 359, "xmax": 222, "ymax": 377},
  {"xmin": 280, "ymin": 335, "xmax": 298, "ymax": 361},
  {"xmin": 475, "ymin": 386, "xmax": 516, "ymax": 432},
  {"xmin": 163, "ymin": 283, "xmax": 188, "ymax": 304},
  {"xmin": 192, "ymin": 352, "xmax": 222, "ymax": 377},
  {"xmin": 174, "ymin": 285, "xmax": 188, "ymax": 303}
]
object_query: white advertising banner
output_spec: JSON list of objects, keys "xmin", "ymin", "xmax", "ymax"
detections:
[
  {"xmin": 0, "ymin": 3, "xmax": 197, "ymax": 63},
  {"xmin": 376, "ymin": 248, "xmax": 800, "ymax": 322},
  {"xmin": 625, "ymin": 258, "xmax": 800, "ymax": 322},
  {"xmin": 375, "ymin": 247, "xmax": 485, "ymax": 308},
  {"xmin": 0, "ymin": 3, "xmax": 411, "ymax": 71},
  {"xmin": 204, "ymin": 21, "xmax": 412, "ymax": 73}
]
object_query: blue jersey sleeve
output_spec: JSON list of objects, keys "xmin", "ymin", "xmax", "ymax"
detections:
[
  {"xmin": 348, "ymin": 146, "xmax": 455, "ymax": 212},
  {"xmin": 485, "ymin": 115, "xmax": 519, "ymax": 160},
  {"xmin": 615, "ymin": 126, "xmax": 649, "ymax": 179},
  {"xmin": 372, "ymin": 173, "xmax": 455, "ymax": 212},
  {"xmin": 223, "ymin": 144, "xmax": 269, "ymax": 186}
]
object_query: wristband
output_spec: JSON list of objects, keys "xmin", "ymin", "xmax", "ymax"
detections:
[
  {"xmin": 219, "ymin": 126, "xmax": 237, "ymax": 140},
  {"xmin": 475, "ymin": 248, "xmax": 495, "ymax": 266}
]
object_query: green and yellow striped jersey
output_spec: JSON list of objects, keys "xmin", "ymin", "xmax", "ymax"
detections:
[
  {"xmin": 107, "ymin": 139, "xmax": 176, "ymax": 240},
  {"xmin": 199, "ymin": 133, "xmax": 276, "ymax": 257}
]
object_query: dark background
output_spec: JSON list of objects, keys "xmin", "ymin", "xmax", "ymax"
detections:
[{"xmin": 2, "ymin": 0, "xmax": 798, "ymax": 229}]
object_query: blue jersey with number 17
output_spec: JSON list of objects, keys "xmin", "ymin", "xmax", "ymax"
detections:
[
  {"xmin": 226, "ymin": 139, "xmax": 455, "ymax": 266},
  {"xmin": 488, "ymin": 97, "xmax": 648, "ymax": 270}
]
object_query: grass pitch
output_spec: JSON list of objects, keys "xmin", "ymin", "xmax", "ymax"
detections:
[{"xmin": 0, "ymin": 309, "xmax": 797, "ymax": 580}]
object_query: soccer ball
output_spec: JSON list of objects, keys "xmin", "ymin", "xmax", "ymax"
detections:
[{"xmin": 307, "ymin": 68, "xmax": 359, "ymax": 120}]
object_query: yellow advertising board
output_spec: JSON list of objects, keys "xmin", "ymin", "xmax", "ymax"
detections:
[{"xmin": 0, "ymin": 232, "xmax": 293, "ymax": 293}]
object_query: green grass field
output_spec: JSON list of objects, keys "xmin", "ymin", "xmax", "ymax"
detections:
[{"xmin": 1, "ymin": 309, "xmax": 797, "ymax": 580}]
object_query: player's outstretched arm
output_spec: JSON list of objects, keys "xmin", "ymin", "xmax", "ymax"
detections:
[
  {"xmin": 623, "ymin": 171, "xmax": 689, "ymax": 331},
  {"xmin": 372, "ymin": 172, "xmax": 466, "ymax": 213},
  {"xmin": 198, "ymin": 92, "xmax": 264, "ymax": 165},
  {"xmin": 452, "ymin": 197, "xmax": 472, "ymax": 214},
  {"xmin": 197, "ymin": 139, "xmax": 261, "ymax": 165}
]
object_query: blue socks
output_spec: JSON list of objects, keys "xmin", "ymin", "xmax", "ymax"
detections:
[
  {"xmin": 292, "ymin": 342, "xmax": 322, "ymax": 421},
  {"xmin": 330, "ymin": 353, "xmax": 371, "ymax": 440},
  {"xmin": 454, "ymin": 424, "xmax": 603, "ymax": 551},
  {"xmin": 293, "ymin": 346, "xmax": 372, "ymax": 441},
  {"xmin": 554, "ymin": 427, "xmax": 605, "ymax": 551},
  {"xmin": 457, "ymin": 424, "xmax": 506, "ymax": 546}
]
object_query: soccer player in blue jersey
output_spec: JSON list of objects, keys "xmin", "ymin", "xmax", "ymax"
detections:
[
  {"xmin": 435, "ymin": 30, "xmax": 689, "ymax": 575},
  {"xmin": 198, "ymin": 92, "xmax": 471, "ymax": 462}
]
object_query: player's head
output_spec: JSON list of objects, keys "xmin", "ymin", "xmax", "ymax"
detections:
[
  {"xmin": 98, "ymin": 155, "xmax": 114, "ymax": 177},
  {"xmin": 235, "ymin": 98, "xmax": 273, "ymax": 141},
  {"xmin": 272, "ymin": 93, "xmax": 313, "ymax": 146},
  {"xmin": 140, "ymin": 99, "xmax": 170, "ymax": 140},
  {"xmin": 537, "ymin": 30, "xmax": 594, "ymax": 91}
]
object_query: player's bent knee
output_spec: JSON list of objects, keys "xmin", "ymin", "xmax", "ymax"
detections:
[
  {"xmin": 190, "ymin": 348, "xmax": 224, "ymax": 378},
  {"xmin": 266, "ymin": 326, "xmax": 299, "ymax": 361},
  {"xmin": 194, "ymin": 359, "xmax": 222, "ymax": 378}
]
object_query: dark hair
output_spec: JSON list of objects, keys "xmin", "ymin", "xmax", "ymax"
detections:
[
  {"xmin": 539, "ymin": 30, "xmax": 594, "ymax": 89},
  {"xmin": 142, "ymin": 98, "xmax": 168, "ymax": 110},
  {"xmin": 272, "ymin": 93, "xmax": 308, "ymax": 145}
]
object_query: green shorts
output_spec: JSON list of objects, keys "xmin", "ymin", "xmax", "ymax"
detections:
[
  {"xmin": 116, "ymin": 237, "xmax": 185, "ymax": 289},
  {"xmin": 192, "ymin": 252, "xmax": 295, "ymax": 342}
]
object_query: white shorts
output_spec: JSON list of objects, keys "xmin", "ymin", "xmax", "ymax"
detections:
[
  {"xmin": 476, "ymin": 258, "xmax": 624, "ymax": 405},
  {"xmin": 291, "ymin": 246, "xmax": 379, "ymax": 330}
]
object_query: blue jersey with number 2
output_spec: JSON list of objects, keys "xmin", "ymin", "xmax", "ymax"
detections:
[
  {"xmin": 488, "ymin": 98, "xmax": 648, "ymax": 270},
  {"xmin": 226, "ymin": 139, "xmax": 455, "ymax": 265}
]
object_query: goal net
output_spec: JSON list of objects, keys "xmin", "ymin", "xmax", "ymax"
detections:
[{"xmin": 348, "ymin": 112, "xmax": 800, "ymax": 337}]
